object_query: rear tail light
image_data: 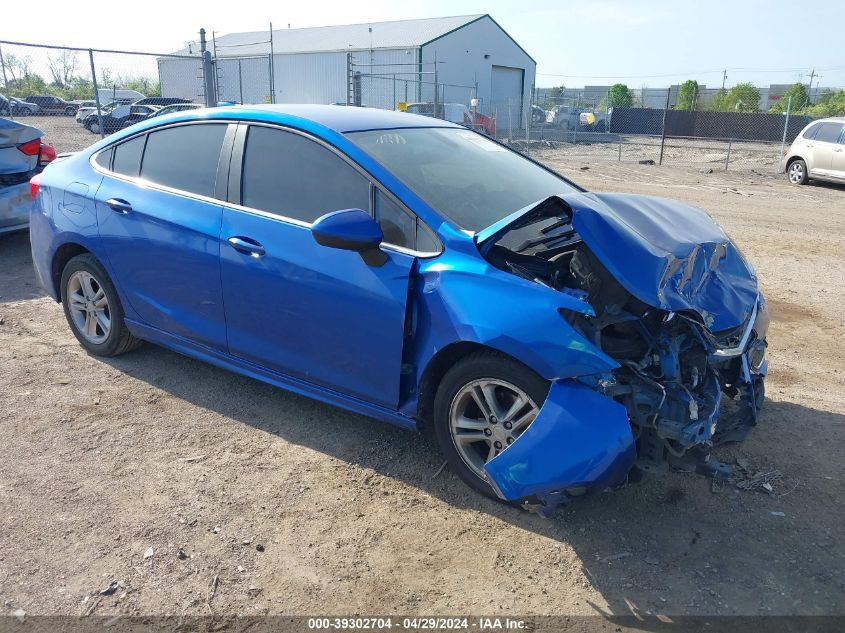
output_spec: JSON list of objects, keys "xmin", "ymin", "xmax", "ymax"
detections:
[
  {"xmin": 39, "ymin": 143, "xmax": 57, "ymax": 166},
  {"xmin": 30, "ymin": 174, "xmax": 41, "ymax": 199},
  {"xmin": 17, "ymin": 138, "xmax": 42, "ymax": 156}
]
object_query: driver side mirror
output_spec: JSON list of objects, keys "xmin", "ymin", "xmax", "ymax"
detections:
[{"xmin": 311, "ymin": 209, "xmax": 388, "ymax": 267}]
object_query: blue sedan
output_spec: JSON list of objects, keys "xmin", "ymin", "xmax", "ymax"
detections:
[{"xmin": 29, "ymin": 105, "xmax": 768, "ymax": 514}]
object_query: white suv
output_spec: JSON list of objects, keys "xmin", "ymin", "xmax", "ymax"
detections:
[{"xmin": 782, "ymin": 117, "xmax": 845, "ymax": 185}]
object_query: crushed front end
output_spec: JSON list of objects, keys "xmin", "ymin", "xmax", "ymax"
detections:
[{"xmin": 479, "ymin": 192, "xmax": 768, "ymax": 512}]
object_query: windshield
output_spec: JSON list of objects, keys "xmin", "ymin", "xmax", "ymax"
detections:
[{"xmin": 347, "ymin": 127, "xmax": 578, "ymax": 232}]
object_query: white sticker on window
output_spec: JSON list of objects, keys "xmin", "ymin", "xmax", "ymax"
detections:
[{"xmin": 456, "ymin": 131, "xmax": 505, "ymax": 152}]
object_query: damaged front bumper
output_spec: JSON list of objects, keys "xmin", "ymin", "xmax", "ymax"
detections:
[{"xmin": 483, "ymin": 296, "xmax": 769, "ymax": 516}]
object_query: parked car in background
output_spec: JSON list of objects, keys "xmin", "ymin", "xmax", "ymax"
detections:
[
  {"xmin": 133, "ymin": 97, "xmax": 192, "ymax": 107},
  {"xmin": 782, "ymin": 117, "xmax": 845, "ymax": 186},
  {"xmin": 25, "ymin": 95, "xmax": 78, "ymax": 116},
  {"xmin": 9, "ymin": 97, "xmax": 41, "ymax": 116},
  {"xmin": 403, "ymin": 102, "xmax": 496, "ymax": 136},
  {"xmin": 97, "ymin": 88, "xmax": 145, "ymax": 104},
  {"xmin": 1, "ymin": 95, "xmax": 41, "ymax": 117},
  {"xmin": 76, "ymin": 99, "xmax": 133, "ymax": 123},
  {"xmin": 29, "ymin": 105, "xmax": 768, "ymax": 514},
  {"xmin": 147, "ymin": 103, "xmax": 202, "ymax": 118},
  {"xmin": 83, "ymin": 104, "xmax": 159, "ymax": 134},
  {"xmin": 1, "ymin": 118, "xmax": 55, "ymax": 233}
]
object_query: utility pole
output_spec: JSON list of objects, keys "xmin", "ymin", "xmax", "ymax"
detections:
[
  {"xmin": 807, "ymin": 68, "xmax": 816, "ymax": 104},
  {"xmin": 269, "ymin": 22, "xmax": 276, "ymax": 104},
  {"xmin": 721, "ymin": 69, "xmax": 727, "ymax": 91}
]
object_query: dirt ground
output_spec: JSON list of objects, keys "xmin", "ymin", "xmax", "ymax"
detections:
[{"xmin": 1, "ymin": 139, "xmax": 844, "ymax": 621}]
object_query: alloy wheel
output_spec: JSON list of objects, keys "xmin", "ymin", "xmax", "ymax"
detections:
[
  {"xmin": 448, "ymin": 378, "xmax": 540, "ymax": 479},
  {"xmin": 788, "ymin": 162, "xmax": 804, "ymax": 184},
  {"xmin": 67, "ymin": 271, "xmax": 111, "ymax": 344}
]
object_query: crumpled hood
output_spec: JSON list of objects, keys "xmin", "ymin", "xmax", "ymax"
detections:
[
  {"xmin": 564, "ymin": 192, "xmax": 757, "ymax": 331},
  {"xmin": 478, "ymin": 191, "xmax": 758, "ymax": 332}
]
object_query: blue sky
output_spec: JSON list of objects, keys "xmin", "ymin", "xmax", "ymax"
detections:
[{"xmin": 4, "ymin": 0, "xmax": 844, "ymax": 89}]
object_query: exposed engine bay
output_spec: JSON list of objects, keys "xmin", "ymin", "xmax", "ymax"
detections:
[{"xmin": 482, "ymin": 195, "xmax": 768, "ymax": 475}]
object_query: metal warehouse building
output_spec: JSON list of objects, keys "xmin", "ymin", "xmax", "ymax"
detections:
[{"xmin": 159, "ymin": 14, "xmax": 535, "ymax": 124}]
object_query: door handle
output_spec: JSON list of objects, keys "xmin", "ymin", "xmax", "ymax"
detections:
[
  {"xmin": 227, "ymin": 236, "xmax": 266, "ymax": 257},
  {"xmin": 106, "ymin": 198, "xmax": 132, "ymax": 214},
  {"xmin": 835, "ymin": 148, "xmax": 843, "ymax": 152}
]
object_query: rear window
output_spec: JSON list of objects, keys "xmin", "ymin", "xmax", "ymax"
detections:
[
  {"xmin": 140, "ymin": 123, "xmax": 227, "ymax": 198},
  {"xmin": 813, "ymin": 122, "xmax": 844, "ymax": 143},
  {"xmin": 802, "ymin": 123, "xmax": 821, "ymax": 139}
]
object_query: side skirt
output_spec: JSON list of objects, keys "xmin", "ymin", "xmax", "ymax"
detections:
[{"xmin": 125, "ymin": 319, "xmax": 418, "ymax": 431}]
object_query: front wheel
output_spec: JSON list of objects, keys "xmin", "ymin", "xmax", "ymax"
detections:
[
  {"xmin": 88, "ymin": 120, "xmax": 100, "ymax": 134},
  {"xmin": 60, "ymin": 254, "xmax": 141, "ymax": 356},
  {"xmin": 787, "ymin": 159, "xmax": 809, "ymax": 185},
  {"xmin": 432, "ymin": 350, "xmax": 549, "ymax": 501}
]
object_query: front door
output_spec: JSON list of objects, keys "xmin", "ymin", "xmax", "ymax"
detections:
[
  {"xmin": 219, "ymin": 124, "xmax": 414, "ymax": 408},
  {"xmin": 95, "ymin": 122, "xmax": 234, "ymax": 350}
]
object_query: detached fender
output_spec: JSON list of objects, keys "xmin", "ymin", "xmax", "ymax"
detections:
[
  {"xmin": 484, "ymin": 379, "xmax": 636, "ymax": 503},
  {"xmin": 412, "ymin": 254, "xmax": 618, "ymax": 386}
]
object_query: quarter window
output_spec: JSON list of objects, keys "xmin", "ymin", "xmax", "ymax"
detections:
[
  {"xmin": 375, "ymin": 190, "xmax": 415, "ymax": 248},
  {"xmin": 140, "ymin": 123, "xmax": 228, "ymax": 198},
  {"xmin": 240, "ymin": 125, "xmax": 370, "ymax": 223},
  {"xmin": 111, "ymin": 135, "xmax": 146, "ymax": 178}
]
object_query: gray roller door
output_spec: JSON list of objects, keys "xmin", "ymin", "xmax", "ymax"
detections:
[{"xmin": 490, "ymin": 65, "xmax": 524, "ymax": 124}]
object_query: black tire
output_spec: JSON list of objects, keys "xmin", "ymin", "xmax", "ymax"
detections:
[
  {"xmin": 432, "ymin": 350, "xmax": 549, "ymax": 501},
  {"xmin": 60, "ymin": 253, "xmax": 142, "ymax": 357},
  {"xmin": 65, "ymin": 107, "xmax": 75, "ymax": 116},
  {"xmin": 787, "ymin": 158, "xmax": 809, "ymax": 185}
]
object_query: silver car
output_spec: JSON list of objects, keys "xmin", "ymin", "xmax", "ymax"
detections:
[
  {"xmin": 0, "ymin": 119, "xmax": 54, "ymax": 234},
  {"xmin": 782, "ymin": 117, "xmax": 845, "ymax": 185}
]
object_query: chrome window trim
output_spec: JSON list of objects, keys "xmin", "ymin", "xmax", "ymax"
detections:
[
  {"xmin": 235, "ymin": 121, "xmax": 443, "ymax": 258},
  {"xmin": 88, "ymin": 118, "xmax": 444, "ymax": 258},
  {"xmin": 89, "ymin": 120, "xmax": 235, "ymax": 208}
]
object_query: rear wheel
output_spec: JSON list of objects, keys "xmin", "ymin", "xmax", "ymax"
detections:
[
  {"xmin": 60, "ymin": 254, "xmax": 141, "ymax": 356},
  {"xmin": 88, "ymin": 120, "xmax": 101, "ymax": 135},
  {"xmin": 787, "ymin": 159, "xmax": 808, "ymax": 185},
  {"xmin": 432, "ymin": 350, "xmax": 549, "ymax": 500}
]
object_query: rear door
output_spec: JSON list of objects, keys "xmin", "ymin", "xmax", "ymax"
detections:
[
  {"xmin": 807, "ymin": 121, "xmax": 843, "ymax": 175},
  {"xmin": 95, "ymin": 122, "xmax": 235, "ymax": 350},
  {"xmin": 831, "ymin": 125, "xmax": 845, "ymax": 178},
  {"xmin": 219, "ymin": 123, "xmax": 419, "ymax": 408}
]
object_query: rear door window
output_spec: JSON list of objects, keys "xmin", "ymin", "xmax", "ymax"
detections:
[
  {"xmin": 240, "ymin": 125, "xmax": 370, "ymax": 223},
  {"xmin": 111, "ymin": 135, "xmax": 146, "ymax": 178},
  {"xmin": 812, "ymin": 122, "xmax": 844, "ymax": 143},
  {"xmin": 140, "ymin": 123, "xmax": 228, "ymax": 198}
]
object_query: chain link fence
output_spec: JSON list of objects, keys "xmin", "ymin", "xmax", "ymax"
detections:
[
  {"xmin": 498, "ymin": 86, "xmax": 816, "ymax": 173},
  {"xmin": 1, "ymin": 37, "xmax": 825, "ymax": 174},
  {"xmin": 1, "ymin": 40, "xmax": 204, "ymax": 151}
]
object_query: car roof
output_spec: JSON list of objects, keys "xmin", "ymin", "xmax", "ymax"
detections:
[{"xmin": 159, "ymin": 104, "xmax": 461, "ymax": 133}]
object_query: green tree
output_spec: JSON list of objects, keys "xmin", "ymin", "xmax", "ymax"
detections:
[
  {"xmin": 676, "ymin": 80, "xmax": 700, "ymax": 110},
  {"xmin": 770, "ymin": 83, "xmax": 810, "ymax": 113},
  {"xmin": 711, "ymin": 83, "xmax": 760, "ymax": 112},
  {"xmin": 606, "ymin": 83, "xmax": 634, "ymax": 108},
  {"xmin": 805, "ymin": 90, "xmax": 845, "ymax": 117}
]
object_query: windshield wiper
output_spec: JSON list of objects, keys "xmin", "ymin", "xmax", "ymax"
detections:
[{"xmin": 513, "ymin": 221, "xmax": 576, "ymax": 253}]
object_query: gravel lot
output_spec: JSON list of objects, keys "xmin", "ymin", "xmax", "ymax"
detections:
[{"xmin": 1, "ymin": 130, "xmax": 844, "ymax": 620}]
